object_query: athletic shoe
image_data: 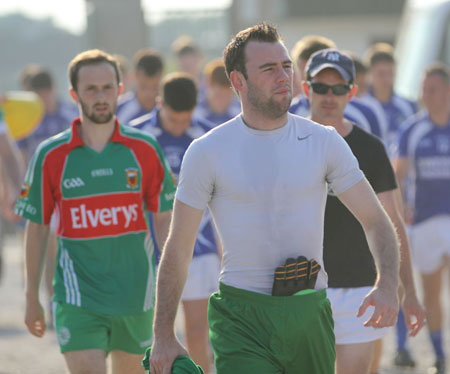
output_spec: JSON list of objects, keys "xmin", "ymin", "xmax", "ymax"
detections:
[
  {"xmin": 393, "ymin": 349, "xmax": 416, "ymax": 367},
  {"xmin": 427, "ymin": 358, "xmax": 446, "ymax": 374}
]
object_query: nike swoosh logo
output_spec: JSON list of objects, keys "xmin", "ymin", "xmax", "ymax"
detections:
[{"xmin": 297, "ymin": 135, "xmax": 312, "ymax": 141}]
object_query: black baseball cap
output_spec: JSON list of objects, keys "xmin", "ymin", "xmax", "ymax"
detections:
[{"xmin": 305, "ymin": 48, "xmax": 355, "ymax": 83}]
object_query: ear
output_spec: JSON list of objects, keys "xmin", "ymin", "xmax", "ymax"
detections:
[
  {"xmin": 69, "ymin": 88, "xmax": 79, "ymax": 104},
  {"xmin": 302, "ymin": 81, "xmax": 310, "ymax": 99},
  {"xmin": 348, "ymin": 84, "xmax": 358, "ymax": 100},
  {"xmin": 229, "ymin": 70, "xmax": 245, "ymax": 94}
]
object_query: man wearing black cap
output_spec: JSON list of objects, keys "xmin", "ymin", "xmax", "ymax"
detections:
[
  {"xmin": 150, "ymin": 25, "xmax": 401, "ymax": 374},
  {"xmin": 303, "ymin": 48, "xmax": 425, "ymax": 374}
]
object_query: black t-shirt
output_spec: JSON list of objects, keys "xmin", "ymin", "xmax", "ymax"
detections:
[{"xmin": 324, "ymin": 125, "xmax": 397, "ymax": 288}]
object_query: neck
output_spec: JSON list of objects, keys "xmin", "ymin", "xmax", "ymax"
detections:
[
  {"xmin": 241, "ymin": 106, "xmax": 288, "ymax": 131},
  {"xmin": 429, "ymin": 108, "xmax": 450, "ymax": 127},
  {"xmin": 78, "ymin": 116, "xmax": 116, "ymax": 152},
  {"xmin": 136, "ymin": 93, "xmax": 155, "ymax": 111},
  {"xmin": 159, "ymin": 111, "xmax": 187, "ymax": 137},
  {"xmin": 311, "ymin": 115, "xmax": 353, "ymax": 137},
  {"xmin": 45, "ymin": 98, "xmax": 59, "ymax": 114},
  {"xmin": 372, "ymin": 86, "xmax": 392, "ymax": 103}
]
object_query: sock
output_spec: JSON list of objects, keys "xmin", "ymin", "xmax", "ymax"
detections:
[
  {"xmin": 396, "ymin": 309, "xmax": 408, "ymax": 351},
  {"xmin": 429, "ymin": 330, "xmax": 445, "ymax": 360}
]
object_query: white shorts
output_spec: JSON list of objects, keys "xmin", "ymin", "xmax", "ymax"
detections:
[
  {"xmin": 181, "ymin": 253, "xmax": 220, "ymax": 301},
  {"xmin": 327, "ymin": 287, "xmax": 391, "ymax": 345},
  {"xmin": 50, "ymin": 210, "xmax": 59, "ymax": 233},
  {"xmin": 409, "ymin": 215, "xmax": 450, "ymax": 274}
]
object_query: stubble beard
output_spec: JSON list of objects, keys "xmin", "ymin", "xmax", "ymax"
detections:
[
  {"xmin": 79, "ymin": 100, "xmax": 116, "ymax": 124},
  {"xmin": 247, "ymin": 82, "xmax": 292, "ymax": 119}
]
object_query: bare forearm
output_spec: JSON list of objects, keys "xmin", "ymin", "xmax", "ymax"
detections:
[
  {"xmin": 153, "ymin": 237, "xmax": 192, "ymax": 339},
  {"xmin": 364, "ymin": 214, "xmax": 399, "ymax": 288},
  {"xmin": 24, "ymin": 222, "xmax": 50, "ymax": 298},
  {"xmin": 153, "ymin": 211, "xmax": 172, "ymax": 250},
  {"xmin": 392, "ymin": 190, "xmax": 417, "ymax": 296}
]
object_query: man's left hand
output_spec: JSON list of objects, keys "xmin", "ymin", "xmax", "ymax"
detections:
[{"xmin": 357, "ymin": 285, "xmax": 399, "ymax": 328}]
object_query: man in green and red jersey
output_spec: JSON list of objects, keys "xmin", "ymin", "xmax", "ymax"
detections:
[{"xmin": 15, "ymin": 49, "xmax": 175, "ymax": 374}]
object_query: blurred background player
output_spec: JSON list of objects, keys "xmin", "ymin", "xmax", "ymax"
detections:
[
  {"xmin": 194, "ymin": 58, "xmax": 240, "ymax": 128},
  {"xmin": 363, "ymin": 43, "xmax": 417, "ymax": 158},
  {"xmin": 289, "ymin": 35, "xmax": 387, "ymax": 140},
  {"xmin": 114, "ymin": 54, "xmax": 134, "ymax": 96},
  {"xmin": 394, "ymin": 63, "xmax": 450, "ymax": 374},
  {"xmin": 304, "ymin": 48, "xmax": 424, "ymax": 374},
  {"xmin": 116, "ymin": 48, "xmax": 163, "ymax": 125},
  {"xmin": 0, "ymin": 107, "xmax": 24, "ymax": 281},
  {"xmin": 18, "ymin": 66, "xmax": 77, "ymax": 163},
  {"xmin": 131, "ymin": 73, "xmax": 220, "ymax": 374},
  {"xmin": 172, "ymin": 35, "xmax": 205, "ymax": 98},
  {"xmin": 363, "ymin": 42, "xmax": 419, "ymax": 368}
]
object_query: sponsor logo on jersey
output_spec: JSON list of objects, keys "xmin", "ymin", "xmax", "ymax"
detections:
[
  {"xmin": 19, "ymin": 184, "xmax": 30, "ymax": 199},
  {"xmin": 60, "ymin": 193, "xmax": 147, "ymax": 239},
  {"xmin": 91, "ymin": 168, "xmax": 114, "ymax": 177},
  {"xmin": 63, "ymin": 177, "xmax": 85, "ymax": 189},
  {"xmin": 70, "ymin": 203, "xmax": 139, "ymax": 229},
  {"xmin": 125, "ymin": 168, "xmax": 139, "ymax": 189}
]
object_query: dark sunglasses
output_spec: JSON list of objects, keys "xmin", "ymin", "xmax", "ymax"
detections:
[{"xmin": 308, "ymin": 82, "xmax": 352, "ymax": 96}]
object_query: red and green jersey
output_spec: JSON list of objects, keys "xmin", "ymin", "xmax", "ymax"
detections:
[{"xmin": 15, "ymin": 118, "xmax": 176, "ymax": 315}]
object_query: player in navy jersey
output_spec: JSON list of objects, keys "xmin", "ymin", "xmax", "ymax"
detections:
[
  {"xmin": 132, "ymin": 73, "xmax": 220, "ymax": 374},
  {"xmin": 172, "ymin": 36, "xmax": 206, "ymax": 99},
  {"xmin": 194, "ymin": 59, "xmax": 241, "ymax": 128},
  {"xmin": 363, "ymin": 43, "xmax": 419, "ymax": 367},
  {"xmin": 394, "ymin": 64, "xmax": 450, "ymax": 374},
  {"xmin": 116, "ymin": 49, "xmax": 163, "ymax": 125},
  {"xmin": 289, "ymin": 35, "xmax": 387, "ymax": 141},
  {"xmin": 363, "ymin": 43, "xmax": 417, "ymax": 158}
]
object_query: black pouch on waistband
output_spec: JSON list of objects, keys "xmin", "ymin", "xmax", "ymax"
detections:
[{"xmin": 271, "ymin": 256, "xmax": 321, "ymax": 296}]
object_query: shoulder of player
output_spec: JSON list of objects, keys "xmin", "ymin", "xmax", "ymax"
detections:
[
  {"xmin": 289, "ymin": 113, "xmax": 335, "ymax": 138},
  {"xmin": 350, "ymin": 125, "xmax": 386, "ymax": 152},
  {"xmin": 399, "ymin": 111, "xmax": 430, "ymax": 139},
  {"xmin": 128, "ymin": 111, "xmax": 155, "ymax": 128},
  {"xmin": 117, "ymin": 91, "xmax": 136, "ymax": 107},
  {"xmin": 30, "ymin": 128, "xmax": 72, "ymax": 167},
  {"xmin": 118, "ymin": 123, "xmax": 161, "ymax": 151},
  {"xmin": 189, "ymin": 117, "xmax": 213, "ymax": 135}
]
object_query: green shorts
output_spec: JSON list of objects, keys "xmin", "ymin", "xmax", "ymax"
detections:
[
  {"xmin": 53, "ymin": 302, "xmax": 153, "ymax": 354},
  {"xmin": 208, "ymin": 283, "xmax": 335, "ymax": 374}
]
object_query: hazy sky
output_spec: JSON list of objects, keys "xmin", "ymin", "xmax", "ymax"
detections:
[{"xmin": 0, "ymin": 0, "xmax": 231, "ymax": 34}]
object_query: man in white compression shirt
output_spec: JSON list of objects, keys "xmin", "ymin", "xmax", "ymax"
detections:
[{"xmin": 150, "ymin": 23, "xmax": 400, "ymax": 374}]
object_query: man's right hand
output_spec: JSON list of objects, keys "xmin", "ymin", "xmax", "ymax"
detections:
[
  {"xmin": 25, "ymin": 297, "xmax": 46, "ymax": 337},
  {"xmin": 149, "ymin": 336, "xmax": 189, "ymax": 374}
]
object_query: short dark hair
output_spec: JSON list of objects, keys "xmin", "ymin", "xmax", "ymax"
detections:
[
  {"xmin": 204, "ymin": 59, "xmax": 230, "ymax": 87},
  {"xmin": 224, "ymin": 23, "xmax": 281, "ymax": 79},
  {"xmin": 291, "ymin": 35, "xmax": 336, "ymax": 66},
  {"xmin": 68, "ymin": 49, "xmax": 120, "ymax": 91},
  {"xmin": 134, "ymin": 49, "xmax": 164, "ymax": 77},
  {"xmin": 364, "ymin": 43, "xmax": 395, "ymax": 67},
  {"xmin": 162, "ymin": 73, "xmax": 197, "ymax": 112},
  {"xmin": 172, "ymin": 35, "xmax": 201, "ymax": 57},
  {"xmin": 20, "ymin": 64, "xmax": 51, "ymax": 90},
  {"xmin": 424, "ymin": 63, "xmax": 450, "ymax": 84},
  {"xmin": 346, "ymin": 52, "xmax": 368, "ymax": 75}
]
